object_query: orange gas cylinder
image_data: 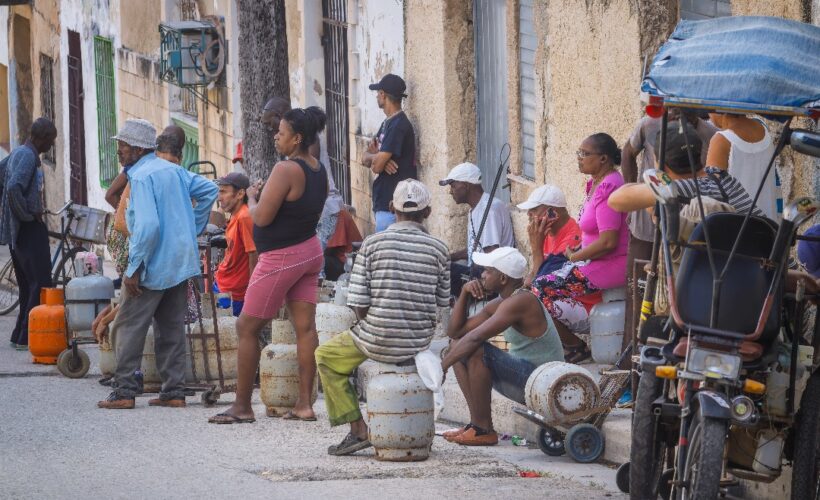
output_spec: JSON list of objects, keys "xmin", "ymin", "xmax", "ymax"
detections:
[{"xmin": 28, "ymin": 288, "xmax": 67, "ymax": 364}]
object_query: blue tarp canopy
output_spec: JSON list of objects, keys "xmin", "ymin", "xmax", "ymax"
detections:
[{"xmin": 642, "ymin": 16, "xmax": 820, "ymax": 118}]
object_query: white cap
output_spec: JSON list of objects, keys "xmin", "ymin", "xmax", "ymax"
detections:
[
  {"xmin": 439, "ymin": 162, "xmax": 482, "ymax": 186},
  {"xmin": 393, "ymin": 179, "xmax": 432, "ymax": 212},
  {"xmin": 516, "ymin": 184, "xmax": 567, "ymax": 210},
  {"xmin": 472, "ymin": 247, "xmax": 528, "ymax": 280}
]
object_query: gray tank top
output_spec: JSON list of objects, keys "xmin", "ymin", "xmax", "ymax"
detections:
[{"xmin": 503, "ymin": 289, "xmax": 564, "ymax": 366}]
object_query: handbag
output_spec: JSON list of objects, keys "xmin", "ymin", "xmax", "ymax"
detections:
[{"xmin": 113, "ymin": 182, "xmax": 130, "ymax": 235}]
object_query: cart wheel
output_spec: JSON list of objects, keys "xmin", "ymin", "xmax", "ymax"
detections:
[
  {"xmin": 537, "ymin": 426, "xmax": 566, "ymax": 456},
  {"xmin": 201, "ymin": 388, "xmax": 221, "ymax": 407},
  {"xmin": 565, "ymin": 423, "xmax": 605, "ymax": 463},
  {"xmin": 616, "ymin": 462, "xmax": 630, "ymax": 493},
  {"xmin": 57, "ymin": 348, "xmax": 90, "ymax": 378}
]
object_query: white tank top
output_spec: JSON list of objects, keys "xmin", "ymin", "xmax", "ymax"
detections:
[{"xmin": 716, "ymin": 121, "xmax": 779, "ymax": 220}]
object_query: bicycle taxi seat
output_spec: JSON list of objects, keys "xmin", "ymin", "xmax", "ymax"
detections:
[{"xmin": 670, "ymin": 213, "xmax": 781, "ymax": 362}]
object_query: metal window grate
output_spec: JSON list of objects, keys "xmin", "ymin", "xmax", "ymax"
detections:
[
  {"xmin": 39, "ymin": 53, "xmax": 55, "ymax": 163},
  {"xmin": 519, "ymin": 0, "xmax": 536, "ymax": 180},
  {"xmin": 94, "ymin": 36, "xmax": 118, "ymax": 188},
  {"xmin": 179, "ymin": 0, "xmax": 199, "ymax": 118},
  {"xmin": 322, "ymin": 0, "xmax": 351, "ymax": 203}
]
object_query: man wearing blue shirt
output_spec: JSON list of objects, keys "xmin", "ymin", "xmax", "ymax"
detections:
[
  {"xmin": 0, "ymin": 118, "xmax": 57, "ymax": 349},
  {"xmin": 98, "ymin": 119, "xmax": 218, "ymax": 409}
]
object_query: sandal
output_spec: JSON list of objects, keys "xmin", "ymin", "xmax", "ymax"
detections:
[
  {"xmin": 282, "ymin": 410, "xmax": 317, "ymax": 422},
  {"xmin": 327, "ymin": 432, "xmax": 371, "ymax": 456},
  {"xmin": 208, "ymin": 412, "xmax": 256, "ymax": 424},
  {"xmin": 564, "ymin": 342, "xmax": 592, "ymax": 364}
]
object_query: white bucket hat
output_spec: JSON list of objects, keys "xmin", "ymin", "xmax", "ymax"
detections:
[{"xmin": 112, "ymin": 119, "xmax": 157, "ymax": 150}]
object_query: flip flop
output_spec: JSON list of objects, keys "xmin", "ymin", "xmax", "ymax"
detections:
[
  {"xmin": 282, "ymin": 410, "xmax": 317, "ymax": 422},
  {"xmin": 208, "ymin": 412, "xmax": 256, "ymax": 424}
]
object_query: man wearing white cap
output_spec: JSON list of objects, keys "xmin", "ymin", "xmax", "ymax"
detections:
[
  {"xmin": 315, "ymin": 179, "xmax": 450, "ymax": 456},
  {"xmin": 517, "ymin": 184, "xmax": 581, "ymax": 284},
  {"xmin": 440, "ymin": 162, "xmax": 514, "ymax": 297},
  {"xmin": 440, "ymin": 247, "xmax": 563, "ymax": 446}
]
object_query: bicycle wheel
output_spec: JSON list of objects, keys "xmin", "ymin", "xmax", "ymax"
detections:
[
  {"xmin": 0, "ymin": 256, "xmax": 19, "ymax": 315},
  {"xmin": 52, "ymin": 246, "xmax": 88, "ymax": 286}
]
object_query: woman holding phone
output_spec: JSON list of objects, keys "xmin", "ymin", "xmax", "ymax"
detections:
[
  {"xmin": 517, "ymin": 184, "xmax": 581, "ymax": 287},
  {"xmin": 530, "ymin": 134, "xmax": 628, "ymax": 363}
]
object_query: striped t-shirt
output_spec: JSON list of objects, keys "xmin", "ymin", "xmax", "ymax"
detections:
[
  {"xmin": 347, "ymin": 221, "xmax": 450, "ymax": 363},
  {"xmin": 672, "ymin": 167, "xmax": 766, "ymax": 218}
]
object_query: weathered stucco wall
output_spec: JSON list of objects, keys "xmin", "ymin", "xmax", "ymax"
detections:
[
  {"xmin": 347, "ymin": 0, "xmax": 406, "ymax": 232},
  {"xmin": 404, "ymin": 0, "xmax": 476, "ymax": 250},
  {"xmin": 540, "ymin": 0, "xmax": 643, "ymax": 216},
  {"xmin": 120, "ymin": 0, "xmax": 161, "ymax": 55}
]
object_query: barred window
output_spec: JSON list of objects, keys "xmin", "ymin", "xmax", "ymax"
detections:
[{"xmin": 39, "ymin": 53, "xmax": 55, "ymax": 163}]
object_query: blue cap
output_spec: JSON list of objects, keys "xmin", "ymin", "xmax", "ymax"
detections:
[{"xmin": 798, "ymin": 224, "xmax": 820, "ymax": 277}]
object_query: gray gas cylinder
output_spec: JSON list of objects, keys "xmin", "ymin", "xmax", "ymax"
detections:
[
  {"xmin": 65, "ymin": 275, "xmax": 115, "ymax": 331},
  {"xmin": 366, "ymin": 362, "xmax": 434, "ymax": 462},
  {"xmin": 589, "ymin": 286, "xmax": 626, "ymax": 365}
]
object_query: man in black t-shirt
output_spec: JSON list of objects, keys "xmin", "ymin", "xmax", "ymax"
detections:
[{"xmin": 362, "ymin": 74, "xmax": 417, "ymax": 232}]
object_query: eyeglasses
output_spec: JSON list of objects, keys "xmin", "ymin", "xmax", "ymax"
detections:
[{"xmin": 576, "ymin": 150, "xmax": 602, "ymax": 159}]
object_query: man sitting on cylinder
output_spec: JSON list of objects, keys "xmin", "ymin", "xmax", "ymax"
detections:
[
  {"xmin": 440, "ymin": 247, "xmax": 564, "ymax": 446},
  {"xmin": 315, "ymin": 179, "xmax": 450, "ymax": 457}
]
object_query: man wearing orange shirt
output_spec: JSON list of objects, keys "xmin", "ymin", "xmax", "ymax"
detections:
[
  {"xmin": 518, "ymin": 184, "xmax": 581, "ymax": 286},
  {"xmin": 214, "ymin": 172, "xmax": 257, "ymax": 316}
]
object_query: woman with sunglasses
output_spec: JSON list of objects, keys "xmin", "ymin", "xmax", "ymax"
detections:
[{"xmin": 530, "ymin": 133, "xmax": 629, "ymax": 363}]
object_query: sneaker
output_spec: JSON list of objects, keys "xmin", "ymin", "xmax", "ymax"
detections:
[
  {"xmin": 442, "ymin": 424, "xmax": 473, "ymax": 442},
  {"xmin": 148, "ymin": 397, "xmax": 186, "ymax": 408},
  {"xmin": 97, "ymin": 392, "xmax": 135, "ymax": 409},
  {"xmin": 328, "ymin": 433, "xmax": 372, "ymax": 456},
  {"xmin": 616, "ymin": 388, "xmax": 633, "ymax": 409},
  {"xmin": 452, "ymin": 427, "xmax": 498, "ymax": 446}
]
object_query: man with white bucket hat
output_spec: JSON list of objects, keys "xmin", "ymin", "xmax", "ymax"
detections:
[
  {"xmin": 98, "ymin": 119, "xmax": 218, "ymax": 410},
  {"xmin": 440, "ymin": 247, "xmax": 563, "ymax": 446}
]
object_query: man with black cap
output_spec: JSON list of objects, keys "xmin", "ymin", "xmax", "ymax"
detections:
[
  {"xmin": 362, "ymin": 73, "xmax": 417, "ymax": 232},
  {"xmin": 214, "ymin": 172, "xmax": 257, "ymax": 316}
]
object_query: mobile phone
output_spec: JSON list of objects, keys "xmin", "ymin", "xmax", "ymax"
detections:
[{"xmin": 547, "ymin": 208, "xmax": 558, "ymax": 220}]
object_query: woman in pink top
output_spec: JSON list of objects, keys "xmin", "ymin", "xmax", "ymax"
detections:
[{"xmin": 531, "ymin": 133, "xmax": 628, "ymax": 362}]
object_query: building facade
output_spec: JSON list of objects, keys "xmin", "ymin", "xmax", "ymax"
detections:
[{"xmin": 0, "ymin": 0, "xmax": 817, "ymax": 260}]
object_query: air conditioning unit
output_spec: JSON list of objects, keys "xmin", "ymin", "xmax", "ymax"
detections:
[{"xmin": 159, "ymin": 20, "xmax": 226, "ymax": 88}]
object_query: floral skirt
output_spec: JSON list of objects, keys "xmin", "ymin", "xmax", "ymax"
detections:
[{"xmin": 530, "ymin": 261, "xmax": 600, "ymax": 334}]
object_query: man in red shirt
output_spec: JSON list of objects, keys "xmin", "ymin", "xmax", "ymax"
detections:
[
  {"xmin": 517, "ymin": 184, "xmax": 581, "ymax": 285},
  {"xmin": 214, "ymin": 172, "xmax": 257, "ymax": 316}
]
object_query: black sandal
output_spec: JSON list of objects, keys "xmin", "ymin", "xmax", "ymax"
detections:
[
  {"xmin": 564, "ymin": 342, "xmax": 592, "ymax": 364},
  {"xmin": 327, "ymin": 433, "xmax": 372, "ymax": 456}
]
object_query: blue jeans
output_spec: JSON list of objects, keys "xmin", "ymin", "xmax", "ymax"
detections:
[
  {"xmin": 482, "ymin": 343, "xmax": 537, "ymax": 405},
  {"xmin": 374, "ymin": 211, "xmax": 396, "ymax": 232}
]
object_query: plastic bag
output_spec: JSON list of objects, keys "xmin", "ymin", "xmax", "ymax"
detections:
[{"xmin": 415, "ymin": 349, "xmax": 445, "ymax": 419}]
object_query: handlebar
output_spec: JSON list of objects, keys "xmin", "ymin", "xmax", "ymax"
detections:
[{"xmin": 45, "ymin": 200, "xmax": 74, "ymax": 216}]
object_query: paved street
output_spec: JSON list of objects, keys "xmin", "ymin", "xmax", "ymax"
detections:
[{"xmin": 0, "ymin": 315, "xmax": 625, "ymax": 500}]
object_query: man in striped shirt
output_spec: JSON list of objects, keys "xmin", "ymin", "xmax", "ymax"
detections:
[{"xmin": 315, "ymin": 179, "xmax": 450, "ymax": 456}]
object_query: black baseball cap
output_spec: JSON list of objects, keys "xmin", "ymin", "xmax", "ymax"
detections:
[
  {"xmin": 216, "ymin": 172, "xmax": 250, "ymax": 190},
  {"xmin": 368, "ymin": 74, "xmax": 407, "ymax": 98},
  {"xmin": 654, "ymin": 122, "xmax": 703, "ymax": 174}
]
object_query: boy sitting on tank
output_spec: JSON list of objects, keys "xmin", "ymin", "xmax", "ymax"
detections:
[
  {"xmin": 314, "ymin": 179, "xmax": 451, "ymax": 457},
  {"xmin": 440, "ymin": 247, "xmax": 564, "ymax": 446}
]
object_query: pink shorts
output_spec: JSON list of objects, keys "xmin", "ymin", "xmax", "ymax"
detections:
[{"xmin": 242, "ymin": 236, "xmax": 323, "ymax": 319}]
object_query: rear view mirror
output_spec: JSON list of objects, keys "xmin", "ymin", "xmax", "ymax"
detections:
[
  {"xmin": 783, "ymin": 197, "xmax": 819, "ymax": 227},
  {"xmin": 790, "ymin": 130, "xmax": 820, "ymax": 158}
]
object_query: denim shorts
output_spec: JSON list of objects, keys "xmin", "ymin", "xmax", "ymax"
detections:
[{"xmin": 482, "ymin": 343, "xmax": 537, "ymax": 405}]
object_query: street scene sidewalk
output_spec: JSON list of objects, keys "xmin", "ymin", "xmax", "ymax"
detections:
[{"xmin": 0, "ymin": 312, "xmax": 625, "ymax": 499}]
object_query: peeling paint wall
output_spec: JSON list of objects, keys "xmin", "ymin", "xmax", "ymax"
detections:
[
  {"xmin": 347, "ymin": 0, "xmax": 406, "ymax": 232},
  {"xmin": 60, "ymin": 0, "xmax": 121, "ymax": 211}
]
